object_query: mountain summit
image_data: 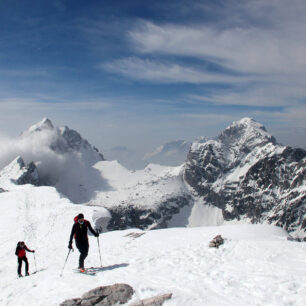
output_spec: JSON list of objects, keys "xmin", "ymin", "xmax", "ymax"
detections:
[
  {"xmin": 217, "ymin": 117, "xmax": 276, "ymax": 149},
  {"xmin": 24, "ymin": 118, "xmax": 104, "ymax": 163},
  {"xmin": 185, "ymin": 118, "xmax": 305, "ymax": 239}
]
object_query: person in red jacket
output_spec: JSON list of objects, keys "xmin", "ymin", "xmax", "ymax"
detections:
[
  {"xmin": 68, "ymin": 213, "xmax": 99, "ymax": 272},
  {"xmin": 15, "ymin": 241, "xmax": 35, "ymax": 277}
]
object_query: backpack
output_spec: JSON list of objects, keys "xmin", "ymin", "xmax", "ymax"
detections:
[{"xmin": 73, "ymin": 216, "xmax": 89, "ymax": 239}]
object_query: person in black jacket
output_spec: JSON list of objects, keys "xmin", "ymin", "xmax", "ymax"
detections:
[
  {"xmin": 15, "ymin": 241, "xmax": 35, "ymax": 277},
  {"xmin": 68, "ymin": 213, "xmax": 99, "ymax": 271}
]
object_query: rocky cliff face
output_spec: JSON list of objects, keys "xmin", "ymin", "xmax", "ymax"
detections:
[
  {"xmin": 0, "ymin": 156, "xmax": 39, "ymax": 186},
  {"xmin": 106, "ymin": 195, "xmax": 192, "ymax": 230},
  {"xmin": 184, "ymin": 118, "xmax": 305, "ymax": 239}
]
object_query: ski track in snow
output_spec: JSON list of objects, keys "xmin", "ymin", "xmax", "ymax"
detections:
[{"xmin": 1, "ymin": 184, "xmax": 306, "ymax": 306}]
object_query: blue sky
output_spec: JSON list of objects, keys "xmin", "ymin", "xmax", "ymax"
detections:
[{"xmin": 0, "ymin": 0, "xmax": 305, "ymax": 153}]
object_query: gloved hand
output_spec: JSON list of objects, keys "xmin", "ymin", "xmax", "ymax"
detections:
[
  {"xmin": 32, "ymin": 250, "xmax": 35, "ymax": 253},
  {"xmin": 95, "ymin": 233, "xmax": 99, "ymax": 238},
  {"xmin": 68, "ymin": 242, "xmax": 73, "ymax": 249}
]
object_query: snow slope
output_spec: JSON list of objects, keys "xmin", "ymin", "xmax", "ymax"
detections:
[
  {"xmin": 89, "ymin": 161, "xmax": 187, "ymax": 209},
  {"xmin": 1, "ymin": 182, "xmax": 306, "ymax": 306}
]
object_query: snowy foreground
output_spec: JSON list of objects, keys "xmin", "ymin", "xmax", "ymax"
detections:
[{"xmin": 1, "ymin": 184, "xmax": 306, "ymax": 306}]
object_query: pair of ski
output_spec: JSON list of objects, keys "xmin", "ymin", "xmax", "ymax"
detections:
[{"xmin": 73, "ymin": 267, "xmax": 98, "ymax": 276}]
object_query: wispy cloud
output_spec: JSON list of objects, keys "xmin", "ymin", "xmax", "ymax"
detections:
[
  {"xmin": 108, "ymin": 0, "xmax": 306, "ymax": 109},
  {"xmin": 103, "ymin": 57, "xmax": 246, "ymax": 84},
  {"xmin": 188, "ymin": 83, "xmax": 306, "ymax": 107},
  {"xmin": 129, "ymin": 3, "xmax": 306, "ymax": 77}
]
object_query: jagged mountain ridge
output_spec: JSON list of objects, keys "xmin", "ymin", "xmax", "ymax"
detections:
[
  {"xmin": 0, "ymin": 117, "xmax": 305, "ymax": 239},
  {"xmin": 184, "ymin": 117, "xmax": 305, "ymax": 239}
]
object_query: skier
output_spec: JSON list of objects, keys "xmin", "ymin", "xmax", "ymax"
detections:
[
  {"xmin": 15, "ymin": 241, "xmax": 35, "ymax": 277},
  {"xmin": 68, "ymin": 213, "xmax": 99, "ymax": 272}
]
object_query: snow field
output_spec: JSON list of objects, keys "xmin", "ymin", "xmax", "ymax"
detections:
[{"xmin": 1, "ymin": 184, "xmax": 306, "ymax": 306}]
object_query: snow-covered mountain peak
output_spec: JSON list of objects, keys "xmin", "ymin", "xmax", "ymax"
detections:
[
  {"xmin": 218, "ymin": 117, "xmax": 276, "ymax": 150},
  {"xmin": 0, "ymin": 156, "xmax": 39, "ymax": 187},
  {"xmin": 0, "ymin": 119, "xmax": 105, "ymax": 202},
  {"xmin": 27, "ymin": 117, "xmax": 54, "ymax": 133},
  {"xmin": 22, "ymin": 118, "xmax": 104, "ymax": 164}
]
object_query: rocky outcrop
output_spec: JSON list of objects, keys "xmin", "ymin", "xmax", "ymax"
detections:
[
  {"xmin": 209, "ymin": 235, "xmax": 224, "ymax": 248},
  {"xmin": 107, "ymin": 195, "xmax": 192, "ymax": 230},
  {"xmin": 60, "ymin": 283, "xmax": 134, "ymax": 306},
  {"xmin": 184, "ymin": 118, "xmax": 306, "ymax": 239},
  {"xmin": 0, "ymin": 156, "xmax": 39, "ymax": 186},
  {"xmin": 59, "ymin": 125, "xmax": 104, "ymax": 162}
]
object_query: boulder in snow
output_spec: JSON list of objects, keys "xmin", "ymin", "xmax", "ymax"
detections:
[
  {"xmin": 60, "ymin": 283, "xmax": 134, "ymax": 306},
  {"xmin": 209, "ymin": 235, "xmax": 224, "ymax": 248}
]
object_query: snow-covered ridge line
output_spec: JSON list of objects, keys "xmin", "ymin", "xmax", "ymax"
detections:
[{"xmin": 0, "ymin": 117, "xmax": 305, "ymax": 239}]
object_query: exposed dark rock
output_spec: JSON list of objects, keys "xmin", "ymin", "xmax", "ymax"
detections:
[
  {"xmin": 107, "ymin": 195, "xmax": 192, "ymax": 230},
  {"xmin": 0, "ymin": 156, "xmax": 40, "ymax": 186},
  {"xmin": 60, "ymin": 283, "xmax": 134, "ymax": 306},
  {"xmin": 15, "ymin": 160, "xmax": 40, "ymax": 186},
  {"xmin": 60, "ymin": 126, "xmax": 104, "ymax": 161},
  {"xmin": 209, "ymin": 235, "xmax": 224, "ymax": 248}
]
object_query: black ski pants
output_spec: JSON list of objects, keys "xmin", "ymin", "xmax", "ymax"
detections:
[
  {"xmin": 18, "ymin": 256, "xmax": 29, "ymax": 275},
  {"xmin": 76, "ymin": 240, "xmax": 89, "ymax": 269}
]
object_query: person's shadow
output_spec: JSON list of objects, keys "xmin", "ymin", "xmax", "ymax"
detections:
[{"xmin": 87, "ymin": 263, "xmax": 129, "ymax": 273}]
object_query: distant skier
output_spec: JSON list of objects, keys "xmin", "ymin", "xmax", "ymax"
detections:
[
  {"xmin": 68, "ymin": 213, "xmax": 99, "ymax": 272},
  {"xmin": 15, "ymin": 241, "xmax": 35, "ymax": 277}
]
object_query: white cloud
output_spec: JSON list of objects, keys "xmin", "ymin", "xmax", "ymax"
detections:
[
  {"xmin": 103, "ymin": 57, "xmax": 245, "ymax": 84},
  {"xmin": 188, "ymin": 82, "xmax": 306, "ymax": 107},
  {"xmin": 118, "ymin": 0, "xmax": 306, "ymax": 108},
  {"xmin": 129, "ymin": 20, "xmax": 306, "ymax": 77}
]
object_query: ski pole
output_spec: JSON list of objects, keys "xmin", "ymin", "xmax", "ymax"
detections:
[
  {"xmin": 60, "ymin": 249, "xmax": 72, "ymax": 277},
  {"xmin": 97, "ymin": 237, "xmax": 102, "ymax": 267},
  {"xmin": 33, "ymin": 252, "xmax": 37, "ymax": 273}
]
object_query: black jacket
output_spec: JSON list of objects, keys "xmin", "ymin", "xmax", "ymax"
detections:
[{"xmin": 69, "ymin": 220, "xmax": 98, "ymax": 244}]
